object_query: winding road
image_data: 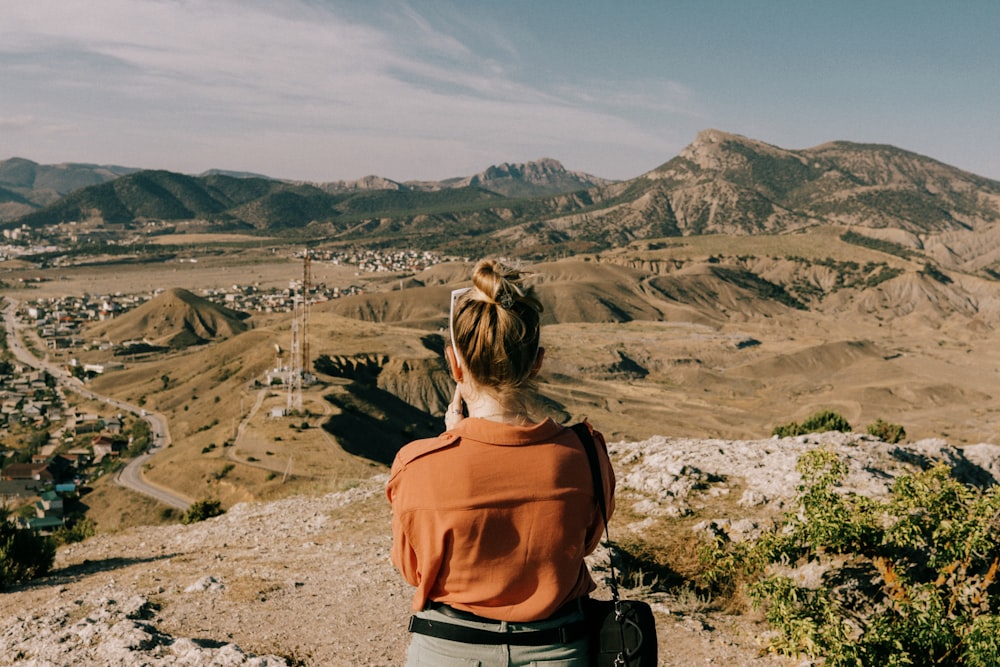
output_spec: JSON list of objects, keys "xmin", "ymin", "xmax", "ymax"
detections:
[{"xmin": 3, "ymin": 298, "xmax": 190, "ymax": 511}]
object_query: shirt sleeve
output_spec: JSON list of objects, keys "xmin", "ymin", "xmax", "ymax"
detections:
[
  {"xmin": 390, "ymin": 508, "xmax": 420, "ymax": 587},
  {"xmin": 583, "ymin": 426, "xmax": 616, "ymax": 556},
  {"xmin": 386, "ymin": 459, "xmax": 420, "ymax": 587}
]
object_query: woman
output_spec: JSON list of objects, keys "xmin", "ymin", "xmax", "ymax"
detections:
[{"xmin": 387, "ymin": 259, "xmax": 615, "ymax": 667}]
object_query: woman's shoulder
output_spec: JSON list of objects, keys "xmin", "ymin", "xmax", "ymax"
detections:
[{"xmin": 390, "ymin": 431, "xmax": 461, "ymax": 474}]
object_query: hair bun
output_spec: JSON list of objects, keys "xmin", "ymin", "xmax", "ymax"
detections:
[{"xmin": 471, "ymin": 259, "xmax": 541, "ymax": 313}]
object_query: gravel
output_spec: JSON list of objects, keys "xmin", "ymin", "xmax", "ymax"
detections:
[{"xmin": 2, "ymin": 432, "xmax": 996, "ymax": 666}]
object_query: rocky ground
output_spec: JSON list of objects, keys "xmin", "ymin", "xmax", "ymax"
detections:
[{"xmin": 3, "ymin": 431, "xmax": 998, "ymax": 666}]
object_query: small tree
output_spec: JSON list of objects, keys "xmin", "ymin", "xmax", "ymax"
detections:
[
  {"xmin": 0, "ymin": 506, "xmax": 56, "ymax": 589},
  {"xmin": 868, "ymin": 418, "xmax": 906, "ymax": 444},
  {"xmin": 181, "ymin": 499, "xmax": 225, "ymax": 524}
]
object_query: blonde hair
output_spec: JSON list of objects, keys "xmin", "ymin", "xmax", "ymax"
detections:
[{"xmin": 452, "ymin": 260, "xmax": 543, "ymax": 402}]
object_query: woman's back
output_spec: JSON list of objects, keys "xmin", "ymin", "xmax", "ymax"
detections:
[{"xmin": 388, "ymin": 417, "xmax": 612, "ymax": 621}]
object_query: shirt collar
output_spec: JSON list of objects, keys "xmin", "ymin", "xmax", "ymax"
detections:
[{"xmin": 449, "ymin": 416, "xmax": 562, "ymax": 445}]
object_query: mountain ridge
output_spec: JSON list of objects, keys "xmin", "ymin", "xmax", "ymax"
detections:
[
  {"xmin": 0, "ymin": 157, "xmax": 608, "ymax": 224},
  {"xmin": 316, "ymin": 157, "xmax": 611, "ymax": 198},
  {"xmin": 6, "ymin": 130, "xmax": 1000, "ymax": 263}
]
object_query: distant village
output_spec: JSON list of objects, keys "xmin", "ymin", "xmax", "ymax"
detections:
[
  {"xmin": 0, "ymin": 243, "xmax": 448, "ymax": 532},
  {"xmin": 14, "ymin": 246, "xmax": 447, "ymax": 355},
  {"xmin": 0, "ymin": 360, "xmax": 140, "ymax": 533}
]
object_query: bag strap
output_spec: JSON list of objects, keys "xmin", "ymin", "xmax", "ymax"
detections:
[{"xmin": 570, "ymin": 422, "xmax": 621, "ymax": 604}]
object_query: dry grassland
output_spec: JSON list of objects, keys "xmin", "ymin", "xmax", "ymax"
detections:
[
  {"xmin": 1, "ymin": 245, "xmax": 363, "ymax": 297},
  {"xmin": 4, "ymin": 226, "xmax": 998, "ymax": 531}
]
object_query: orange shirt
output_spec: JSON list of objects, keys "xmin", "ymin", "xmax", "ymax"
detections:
[{"xmin": 387, "ymin": 417, "xmax": 615, "ymax": 622}]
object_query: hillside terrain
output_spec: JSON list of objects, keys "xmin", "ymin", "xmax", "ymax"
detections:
[
  {"xmin": 3, "ymin": 429, "xmax": 999, "ymax": 665},
  {"xmin": 2, "ymin": 128, "xmax": 1000, "ymax": 664},
  {"xmin": 0, "ymin": 226, "xmax": 983, "ymax": 525},
  {"xmin": 86, "ymin": 287, "xmax": 250, "ymax": 349}
]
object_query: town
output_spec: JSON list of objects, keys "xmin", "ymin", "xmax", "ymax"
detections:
[
  {"xmin": 0, "ymin": 358, "xmax": 150, "ymax": 535},
  {"xmin": 12, "ymin": 245, "xmax": 448, "ymax": 353}
]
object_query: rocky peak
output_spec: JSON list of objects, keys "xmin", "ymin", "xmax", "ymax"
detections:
[
  {"xmin": 456, "ymin": 158, "xmax": 611, "ymax": 197},
  {"xmin": 317, "ymin": 174, "xmax": 406, "ymax": 194},
  {"xmin": 671, "ymin": 129, "xmax": 804, "ymax": 173}
]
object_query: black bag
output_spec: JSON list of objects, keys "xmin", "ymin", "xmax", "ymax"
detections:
[
  {"xmin": 582, "ymin": 597, "xmax": 658, "ymax": 666},
  {"xmin": 572, "ymin": 424, "xmax": 658, "ymax": 667}
]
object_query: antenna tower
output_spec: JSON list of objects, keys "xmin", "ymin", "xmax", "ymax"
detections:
[
  {"xmin": 287, "ymin": 250, "xmax": 310, "ymax": 413},
  {"xmin": 302, "ymin": 250, "xmax": 311, "ymax": 382}
]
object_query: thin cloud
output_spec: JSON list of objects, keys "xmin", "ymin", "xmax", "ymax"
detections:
[
  {"xmin": 0, "ymin": 0, "xmax": 689, "ymax": 180},
  {"xmin": 0, "ymin": 115, "xmax": 36, "ymax": 130}
]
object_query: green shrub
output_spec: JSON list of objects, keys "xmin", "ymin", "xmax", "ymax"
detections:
[
  {"xmin": 771, "ymin": 421, "xmax": 801, "ymax": 437},
  {"xmin": 867, "ymin": 418, "xmax": 906, "ymax": 444},
  {"xmin": 801, "ymin": 410, "xmax": 852, "ymax": 434},
  {"xmin": 772, "ymin": 409, "xmax": 852, "ymax": 437},
  {"xmin": 181, "ymin": 499, "xmax": 225, "ymax": 524},
  {"xmin": 212, "ymin": 463, "xmax": 234, "ymax": 480},
  {"xmin": 54, "ymin": 516, "xmax": 96, "ymax": 545},
  {"xmin": 703, "ymin": 450, "xmax": 1000, "ymax": 665},
  {"xmin": 0, "ymin": 506, "xmax": 56, "ymax": 588}
]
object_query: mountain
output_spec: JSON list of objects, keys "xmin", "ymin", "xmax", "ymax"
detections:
[
  {"xmin": 499, "ymin": 129, "xmax": 1000, "ymax": 247},
  {"xmin": 0, "ymin": 157, "xmax": 138, "ymax": 221},
  {"xmin": 10, "ymin": 131, "xmax": 1000, "ymax": 255},
  {"xmin": 314, "ymin": 158, "xmax": 610, "ymax": 198},
  {"xmin": 430, "ymin": 157, "xmax": 614, "ymax": 197},
  {"xmin": 316, "ymin": 174, "xmax": 407, "ymax": 195},
  {"xmin": 5, "ymin": 159, "xmax": 601, "ymax": 232},
  {"xmin": 649, "ymin": 129, "xmax": 1000, "ymax": 233},
  {"xmin": 85, "ymin": 287, "xmax": 249, "ymax": 349},
  {"xmin": 196, "ymin": 168, "xmax": 273, "ymax": 180}
]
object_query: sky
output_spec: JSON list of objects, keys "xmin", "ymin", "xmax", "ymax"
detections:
[{"xmin": 2, "ymin": 0, "xmax": 999, "ymax": 183}]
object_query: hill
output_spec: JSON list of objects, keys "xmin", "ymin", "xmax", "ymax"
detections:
[
  {"xmin": 85, "ymin": 287, "xmax": 249, "ymax": 349},
  {"xmin": 0, "ymin": 157, "xmax": 137, "ymax": 220},
  {"xmin": 7, "ymin": 171, "xmax": 328, "ymax": 229}
]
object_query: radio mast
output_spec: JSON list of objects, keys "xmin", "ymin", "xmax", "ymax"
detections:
[{"xmin": 286, "ymin": 249, "xmax": 310, "ymax": 413}]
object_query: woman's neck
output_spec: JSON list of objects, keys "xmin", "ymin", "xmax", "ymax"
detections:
[{"xmin": 462, "ymin": 388, "xmax": 532, "ymax": 425}]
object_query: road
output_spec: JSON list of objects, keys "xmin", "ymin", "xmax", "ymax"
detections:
[{"xmin": 3, "ymin": 298, "xmax": 190, "ymax": 511}]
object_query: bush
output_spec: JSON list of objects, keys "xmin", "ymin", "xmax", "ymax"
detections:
[
  {"xmin": 702, "ymin": 450, "xmax": 1000, "ymax": 665},
  {"xmin": 772, "ymin": 409, "xmax": 852, "ymax": 437},
  {"xmin": 54, "ymin": 516, "xmax": 97, "ymax": 545},
  {"xmin": 181, "ymin": 499, "xmax": 225, "ymax": 524},
  {"xmin": 0, "ymin": 506, "xmax": 56, "ymax": 589},
  {"xmin": 867, "ymin": 418, "xmax": 906, "ymax": 444},
  {"xmin": 212, "ymin": 463, "xmax": 234, "ymax": 480}
]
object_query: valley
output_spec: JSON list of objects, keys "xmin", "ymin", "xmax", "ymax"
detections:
[{"xmin": 0, "ymin": 223, "xmax": 998, "ymax": 535}]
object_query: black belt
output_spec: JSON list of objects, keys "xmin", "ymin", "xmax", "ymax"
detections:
[
  {"xmin": 428, "ymin": 600, "xmax": 581, "ymax": 624},
  {"xmin": 409, "ymin": 601, "xmax": 587, "ymax": 646}
]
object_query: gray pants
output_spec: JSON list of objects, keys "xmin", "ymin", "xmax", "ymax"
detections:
[{"xmin": 405, "ymin": 605, "xmax": 589, "ymax": 667}]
